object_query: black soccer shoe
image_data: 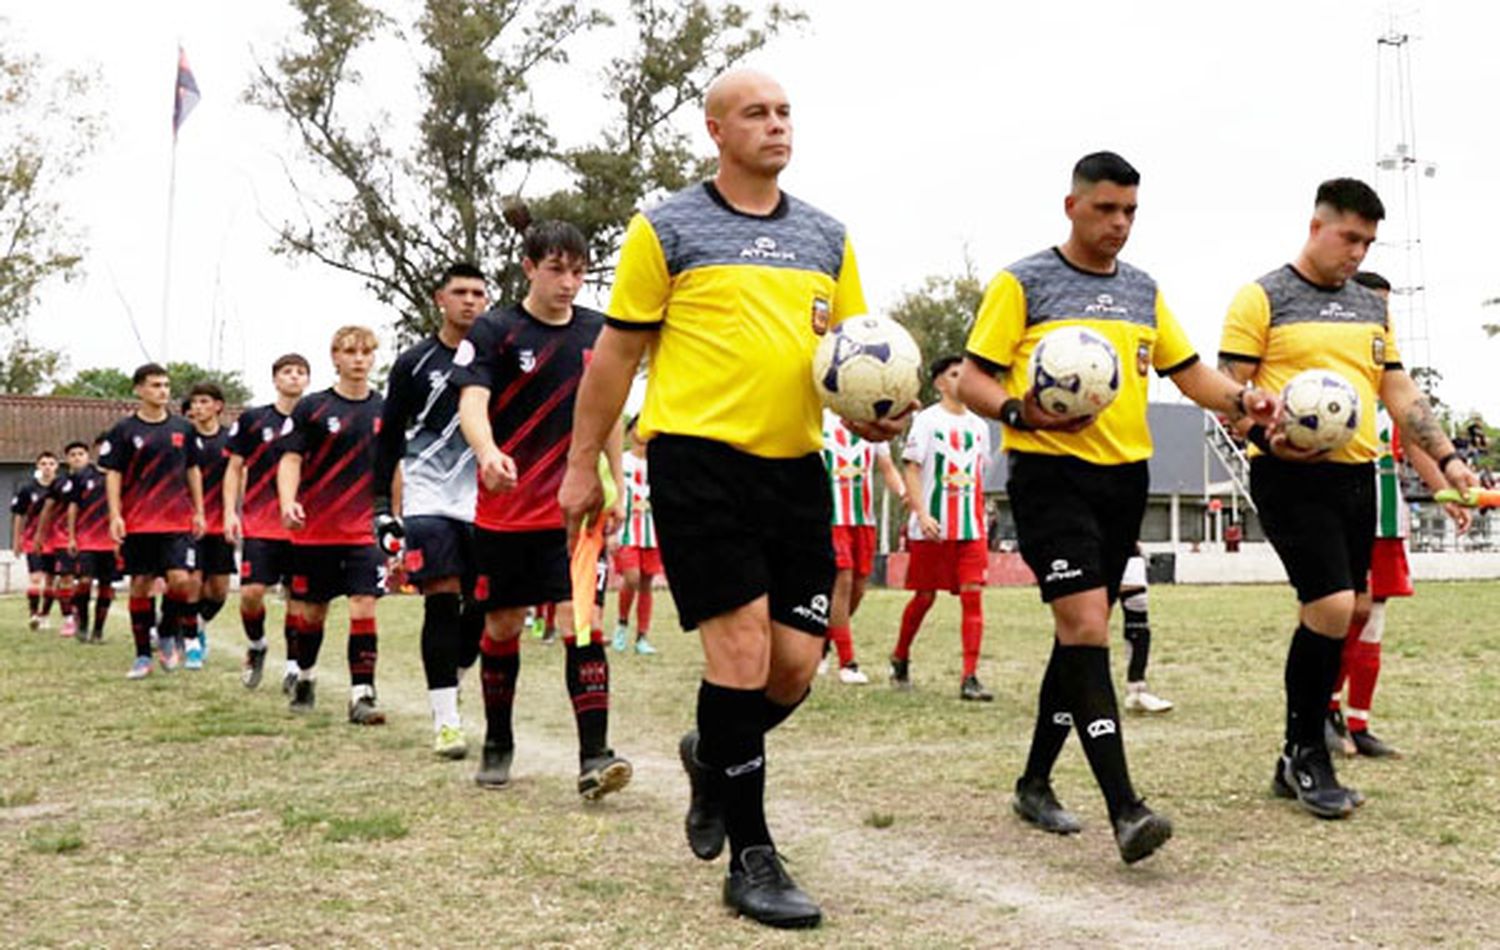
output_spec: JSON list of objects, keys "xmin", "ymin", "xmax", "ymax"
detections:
[
  {"xmin": 474, "ymin": 742, "xmax": 514, "ymax": 789},
  {"xmin": 578, "ymin": 751, "xmax": 633, "ymax": 802},
  {"xmin": 1325, "ymin": 709, "xmax": 1356, "ymax": 757},
  {"xmin": 723, "ymin": 846, "xmax": 822, "ymax": 930},
  {"xmin": 288, "ymin": 678, "xmax": 316, "ymax": 714},
  {"xmin": 1011, "ymin": 776, "xmax": 1082, "ymax": 835},
  {"xmin": 889, "ymin": 657, "xmax": 912, "ymax": 691},
  {"xmin": 241, "ymin": 647, "xmax": 267, "ymax": 690},
  {"xmin": 347, "ymin": 695, "xmax": 386, "ymax": 726},
  {"xmin": 1351, "ymin": 729, "xmax": 1402, "ymax": 759},
  {"xmin": 1113, "ymin": 801, "xmax": 1174, "ymax": 865},
  {"xmin": 679, "ymin": 731, "xmax": 725, "ymax": 860},
  {"xmin": 1283, "ymin": 745, "xmax": 1355, "ymax": 819},
  {"xmin": 281, "ymin": 670, "xmax": 298, "ymax": 697},
  {"xmin": 959, "ymin": 675, "xmax": 994, "ymax": 702},
  {"xmin": 1273, "ymin": 752, "xmax": 1366, "ymax": 808}
]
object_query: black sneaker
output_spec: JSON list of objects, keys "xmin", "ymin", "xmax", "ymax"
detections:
[
  {"xmin": 889, "ymin": 657, "xmax": 912, "ymax": 691},
  {"xmin": 1351, "ymin": 729, "xmax": 1401, "ymax": 759},
  {"xmin": 578, "ymin": 751, "xmax": 633, "ymax": 801},
  {"xmin": 1325, "ymin": 709, "xmax": 1356, "ymax": 757},
  {"xmin": 1273, "ymin": 752, "xmax": 1365, "ymax": 808},
  {"xmin": 281, "ymin": 670, "xmax": 299, "ymax": 697},
  {"xmin": 241, "ymin": 647, "xmax": 267, "ymax": 690},
  {"xmin": 1283, "ymin": 745, "xmax": 1355, "ymax": 819},
  {"xmin": 959, "ymin": 675, "xmax": 994, "ymax": 702},
  {"xmin": 347, "ymin": 694, "xmax": 386, "ymax": 726},
  {"xmin": 288, "ymin": 678, "xmax": 316, "ymax": 713},
  {"xmin": 1011, "ymin": 776, "xmax": 1082, "ymax": 835},
  {"xmin": 475, "ymin": 742, "xmax": 514, "ymax": 789},
  {"xmin": 679, "ymin": 731, "xmax": 725, "ymax": 860},
  {"xmin": 1113, "ymin": 801, "xmax": 1173, "ymax": 864},
  {"xmin": 723, "ymin": 846, "xmax": 822, "ymax": 929}
]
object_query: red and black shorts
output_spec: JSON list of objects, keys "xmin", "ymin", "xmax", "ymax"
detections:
[
  {"xmin": 75, "ymin": 549, "xmax": 120, "ymax": 583},
  {"xmin": 473, "ymin": 528, "xmax": 570, "ymax": 610},
  {"xmin": 121, "ymin": 532, "xmax": 197, "ymax": 578},
  {"xmin": 401, "ymin": 515, "xmax": 475, "ymax": 584},
  {"xmin": 26, "ymin": 552, "xmax": 55, "ymax": 575},
  {"xmin": 196, "ymin": 534, "xmax": 237, "ymax": 577},
  {"xmin": 289, "ymin": 543, "xmax": 386, "ymax": 604},
  {"xmin": 240, "ymin": 537, "xmax": 294, "ymax": 588}
]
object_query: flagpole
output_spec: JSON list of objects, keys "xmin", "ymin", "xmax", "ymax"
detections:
[{"xmin": 160, "ymin": 132, "xmax": 179, "ymax": 363}]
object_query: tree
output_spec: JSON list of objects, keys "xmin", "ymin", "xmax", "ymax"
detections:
[
  {"xmin": 248, "ymin": 0, "xmax": 801, "ymax": 344},
  {"xmin": 888, "ymin": 266, "xmax": 984, "ymax": 404},
  {"xmin": 53, "ymin": 362, "xmax": 253, "ymax": 405},
  {"xmin": 0, "ymin": 30, "xmax": 99, "ymax": 393}
]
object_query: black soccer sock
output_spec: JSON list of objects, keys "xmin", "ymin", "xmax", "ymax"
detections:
[
  {"xmin": 128, "ymin": 596, "xmax": 155, "ymax": 658},
  {"xmin": 284, "ymin": 615, "xmax": 300, "ymax": 665},
  {"xmin": 1056, "ymin": 644, "xmax": 1138, "ymax": 822},
  {"xmin": 759, "ymin": 687, "xmax": 809, "ymax": 734},
  {"xmin": 158, "ymin": 595, "xmax": 183, "ymax": 647},
  {"xmin": 1022, "ymin": 638, "xmax": 1072, "ymax": 784},
  {"xmin": 73, "ymin": 585, "xmax": 92, "ymax": 633},
  {"xmin": 1122, "ymin": 605, "xmax": 1151, "ymax": 682},
  {"xmin": 93, "ymin": 588, "xmax": 113, "ymax": 635},
  {"xmin": 697, "ymin": 681, "xmax": 773, "ymax": 864},
  {"xmin": 41, "ymin": 585, "xmax": 55, "ymax": 617},
  {"xmin": 27, "ymin": 589, "xmax": 39, "ymax": 614},
  {"xmin": 480, "ymin": 636, "xmax": 520, "ymax": 749},
  {"xmin": 456, "ymin": 595, "xmax": 484, "ymax": 672},
  {"xmin": 177, "ymin": 596, "xmax": 201, "ymax": 642},
  {"xmin": 565, "ymin": 640, "xmax": 611, "ymax": 761},
  {"xmin": 347, "ymin": 617, "xmax": 377, "ymax": 688},
  {"xmin": 199, "ymin": 597, "xmax": 225, "ymax": 626},
  {"xmin": 421, "ymin": 592, "xmax": 462, "ymax": 690},
  {"xmin": 1285, "ymin": 623, "xmax": 1345, "ymax": 751},
  {"xmin": 242, "ymin": 605, "xmax": 267, "ymax": 644},
  {"xmin": 297, "ymin": 617, "xmax": 326, "ymax": 671}
]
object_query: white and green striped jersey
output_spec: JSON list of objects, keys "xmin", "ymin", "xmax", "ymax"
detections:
[
  {"xmin": 902, "ymin": 404, "xmax": 989, "ymax": 542},
  {"xmin": 619, "ymin": 451, "xmax": 656, "ymax": 548},
  {"xmin": 821, "ymin": 409, "xmax": 889, "ymax": 527},
  {"xmin": 1374, "ymin": 404, "xmax": 1407, "ymax": 539}
]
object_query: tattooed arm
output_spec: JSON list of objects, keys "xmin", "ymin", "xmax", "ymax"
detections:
[{"xmin": 1381, "ymin": 368, "xmax": 1479, "ymax": 491}]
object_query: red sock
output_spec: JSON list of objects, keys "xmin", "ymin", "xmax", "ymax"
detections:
[
  {"xmin": 894, "ymin": 591, "xmax": 935, "ymax": 661},
  {"xmin": 1330, "ymin": 618, "xmax": 1362, "ymax": 710},
  {"xmin": 1345, "ymin": 640, "xmax": 1381, "ymax": 732},
  {"xmin": 636, "ymin": 587, "xmax": 653, "ymax": 635},
  {"xmin": 828, "ymin": 624, "xmax": 855, "ymax": 665},
  {"xmin": 960, "ymin": 589, "xmax": 983, "ymax": 677},
  {"xmin": 617, "ymin": 586, "xmax": 635, "ymax": 626}
]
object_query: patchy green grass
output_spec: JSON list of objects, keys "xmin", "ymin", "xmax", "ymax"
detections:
[{"xmin": 2, "ymin": 582, "xmax": 1499, "ymax": 946}]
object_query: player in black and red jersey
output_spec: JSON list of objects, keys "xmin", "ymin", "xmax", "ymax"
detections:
[
  {"xmin": 225, "ymin": 353, "xmax": 310, "ymax": 691},
  {"xmin": 277, "ymin": 327, "xmax": 388, "ymax": 724},
  {"xmin": 454, "ymin": 220, "xmax": 631, "ymax": 799},
  {"xmin": 10, "ymin": 451, "xmax": 59, "ymax": 630},
  {"xmin": 35, "ymin": 441, "xmax": 93, "ymax": 639},
  {"xmin": 99, "ymin": 363, "xmax": 206, "ymax": 680},
  {"xmin": 182, "ymin": 382, "xmax": 233, "ymax": 670},
  {"xmin": 56, "ymin": 436, "xmax": 117, "ymax": 643}
]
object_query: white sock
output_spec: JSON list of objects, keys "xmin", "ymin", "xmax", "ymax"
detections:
[
  {"xmin": 248, "ymin": 640, "xmax": 268, "ymax": 653},
  {"xmin": 285, "ymin": 659, "xmax": 300, "ymax": 675},
  {"xmin": 430, "ymin": 686, "xmax": 460, "ymax": 730},
  {"xmin": 351, "ymin": 683, "xmax": 374, "ymax": 701}
]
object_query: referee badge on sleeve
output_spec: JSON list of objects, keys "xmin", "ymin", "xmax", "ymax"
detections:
[
  {"xmin": 1371, "ymin": 335, "xmax": 1386, "ymax": 366},
  {"xmin": 811, "ymin": 297, "xmax": 831, "ymax": 335},
  {"xmin": 1136, "ymin": 342, "xmax": 1150, "ymax": 376}
]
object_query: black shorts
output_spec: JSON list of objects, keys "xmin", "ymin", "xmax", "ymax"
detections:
[
  {"xmin": 648, "ymin": 435, "xmax": 834, "ymax": 635},
  {"xmin": 121, "ymin": 532, "xmax": 196, "ymax": 577},
  {"xmin": 75, "ymin": 550, "xmax": 119, "ymax": 583},
  {"xmin": 473, "ymin": 528, "xmax": 569, "ymax": 610},
  {"xmin": 289, "ymin": 543, "xmax": 386, "ymax": 604},
  {"xmin": 26, "ymin": 552, "xmax": 54, "ymax": 575},
  {"xmin": 240, "ymin": 537, "xmax": 294, "ymax": 587},
  {"xmin": 1251, "ymin": 456, "xmax": 1374, "ymax": 603},
  {"xmin": 196, "ymin": 534, "xmax": 237, "ymax": 577},
  {"xmin": 51, "ymin": 551, "xmax": 78, "ymax": 576},
  {"xmin": 1008, "ymin": 452, "xmax": 1149, "ymax": 603},
  {"xmin": 402, "ymin": 515, "xmax": 474, "ymax": 583}
]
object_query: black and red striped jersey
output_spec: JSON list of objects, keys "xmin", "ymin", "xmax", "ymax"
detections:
[
  {"xmin": 97, "ymin": 414, "xmax": 201, "ymax": 534},
  {"xmin": 9, "ymin": 478, "xmax": 50, "ymax": 550},
  {"xmin": 194, "ymin": 427, "xmax": 229, "ymax": 537},
  {"xmin": 450, "ymin": 303, "xmax": 603, "ymax": 532},
  {"xmin": 57, "ymin": 464, "xmax": 112, "ymax": 552},
  {"xmin": 281, "ymin": 388, "xmax": 383, "ymax": 546},
  {"xmin": 41, "ymin": 478, "xmax": 71, "ymax": 552},
  {"xmin": 226, "ymin": 403, "xmax": 294, "ymax": 541}
]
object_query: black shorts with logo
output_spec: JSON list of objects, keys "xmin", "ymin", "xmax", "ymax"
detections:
[
  {"xmin": 1008, "ymin": 451, "xmax": 1149, "ymax": 604},
  {"xmin": 51, "ymin": 551, "xmax": 78, "ymax": 576},
  {"xmin": 289, "ymin": 543, "xmax": 386, "ymax": 604},
  {"xmin": 1251, "ymin": 456, "xmax": 1374, "ymax": 603},
  {"xmin": 75, "ymin": 550, "xmax": 119, "ymax": 583},
  {"xmin": 402, "ymin": 515, "xmax": 475, "ymax": 584},
  {"xmin": 121, "ymin": 532, "xmax": 197, "ymax": 577},
  {"xmin": 196, "ymin": 534, "xmax": 237, "ymax": 577},
  {"xmin": 26, "ymin": 552, "xmax": 54, "ymax": 575},
  {"xmin": 473, "ymin": 528, "xmax": 570, "ymax": 610},
  {"xmin": 240, "ymin": 537, "xmax": 294, "ymax": 588},
  {"xmin": 648, "ymin": 435, "xmax": 834, "ymax": 635}
]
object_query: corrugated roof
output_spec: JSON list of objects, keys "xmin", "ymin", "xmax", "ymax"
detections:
[{"xmin": 0, "ymin": 395, "xmax": 243, "ymax": 464}]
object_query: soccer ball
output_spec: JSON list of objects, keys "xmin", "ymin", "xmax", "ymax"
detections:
[
  {"xmin": 1280, "ymin": 369, "xmax": 1360, "ymax": 452},
  {"xmin": 1029, "ymin": 326, "xmax": 1120, "ymax": 418},
  {"xmin": 812, "ymin": 315, "xmax": 923, "ymax": 423}
]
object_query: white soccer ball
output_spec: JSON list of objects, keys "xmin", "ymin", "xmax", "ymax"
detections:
[
  {"xmin": 812, "ymin": 315, "xmax": 923, "ymax": 423},
  {"xmin": 1281, "ymin": 369, "xmax": 1360, "ymax": 452},
  {"xmin": 1029, "ymin": 326, "xmax": 1121, "ymax": 418}
]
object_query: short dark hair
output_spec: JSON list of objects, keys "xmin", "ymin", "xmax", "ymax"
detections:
[
  {"xmin": 929, "ymin": 354, "xmax": 962, "ymax": 380},
  {"xmin": 64, "ymin": 440, "xmax": 88, "ymax": 454},
  {"xmin": 1352, "ymin": 271, "xmax": 1391, "ymax": 293},
  {"xmin": 1316, "ymin": 178, "xmax": 1385, "ymax": 222},
  {"xmin": 1073, "ymin": 151, "xmax": 1140, "ymax": 189},
  {"xmin": 35, "ymin": 450, "xmax": 56, "ymax": 462},
  {"xmin": 522, "ymin": 220, "xmax": 588, "ymax": 266},
  {"xmin": 132, "ymin": 362, "xmax": 168, "ymax": 386},
  {"xmin": 437, "ymin": 262, "xmax": 485, "ymax": 291},
  {"xmin": 93, "ymin": 432, "xmax": 108, "ymax": 447},
  {"xmin": 180, "ymin": 397, "xmax": 192, "ymax": 415},
  {"xmin": 189, "ymin": 381, "xmax": 225, "ymax": 403},
  {"xmin": 272, "ymin": 353, "xmax": 309, "ymax": 375}
]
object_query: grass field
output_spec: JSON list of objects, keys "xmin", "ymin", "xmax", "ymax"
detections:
[{"xmin": 3, "ymin": 582, "xmax": 1500, "ymax": 948}]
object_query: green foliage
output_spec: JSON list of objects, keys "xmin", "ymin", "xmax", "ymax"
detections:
[
  {"xmin": 249, "ymin": 0, "xmax": 801, "ymax": 343},
  {"xmin": 52, "ymin": 362, "xmax": 253, "ymax": 405},
  {"xmin": 25, "ymin": 825, "xmax": 84, "ymax": 855},
  {"xmin": 888, "ymin": 266, "xmax": 984, "ymax": 404}
]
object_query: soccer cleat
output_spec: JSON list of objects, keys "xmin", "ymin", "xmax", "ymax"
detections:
[
  {"xmin": 89, "ymin": 628, "xmax": 104, "ymax": 644},
  {"xmin": 960, "ymin": 675, "xmax": 994, "ymax": 702},
  {"xmin": 197, "ymin": 631, "xmax": 209, "ymax": 660},
  {"xmin": 184, "ymin": 638, "xmax": 205, "ymax": 671},
  {"xmin": 633, "ymin": 636, "xmax": 658, "ymax": 656},
  {"xmin": 1271, "ymin": 751, "xmax": 1364, "ymax": 806},
  {"xmin": 1325, "ymin": 709, "xmax": 1356, "ymax": 757},
  {"xmin": 838, "ymin": 662, "xmax": 870, "ymax": 685},
  {"xmin": 1351, "ymin": 729, "xmax": 1401, "ymax": 759},
  {"xmin": 28, "ymin": 615, "xmax": 41, "ymax": 631},
  {"xmin": 288, "ymin": 678, "xmax": 316, "ymax": 714},
  {"xmin": 816, "ymin": 654, "xmax": 830, "ymax": 677},
  {"xmin": 60, "ymin": 616, "xmax": 77, "ymax": 638},
  {"xmin": 348, "ymin": 691, "xmax": 387, "ymax": 726},
  {"xmin": 1124, "ymin": 683, "xmax": 1174, "ymax": 714},
  {"xmin": 1281, "ymin": 745, "xmax": 1356, "ymax": 819},
  {"xmin": 126, "ymin": 656, "xmax": 153, "ymax": 680},
  {"xmin": 889, "ymin": 657, "xmax": 912, "ymax": 691},
  {"xmin": 1113, "ymin": 801, "xmax": 1173, "ymax": 864},
  {"xmin": 434, "ymin": 724, "xmax": 468, "ymax": 760},
  {"xmin": 158, "ymin": 638, "xmax": 182, "ymax": 673},
  {"xmin": 723, "ymin": 846, "xmax": 822, "ymax": 930},
  {"xmin": 474, "ymin": 742, "xmax": 514, "ymax": 789},
  {"xmin": 281, "ymin": 670, "xmax": 299, "ymax": 696},
  {"xmin": 539, "ymin": 626, "xmax": 558, "ymax": 645},
  {"xmin": 242, "ymin": 647, "xmax": 268, "ymax": 689},
  {"xmin": 1011, "ymin": 776, "xmax": 1082, "ymax": 835},
  {"xmin": 578, "ymin": 751, "xmax": 633, "ymax": 801},
  {"xmin": 679, "ymin": 730, "xmax": 726, "ymax": 860},
  {"xmin": 611, "ymin": 624, "xmax": 628, "ymax": 652}
]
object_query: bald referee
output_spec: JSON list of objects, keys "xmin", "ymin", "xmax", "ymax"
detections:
[{"xmin": 561, "ymin": 68, "xmax": 901, "ymax": 929}]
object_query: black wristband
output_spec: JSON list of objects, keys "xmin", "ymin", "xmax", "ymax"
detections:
[
  {"xmin": 1437, "ymin": 451, "xmax": 1460, "ymax": 474},
  {"xmin": 1247, "ymin": 425, "xmax": 1271, "ymax": 453},
  {"xmin": 999, "ymin": 398, "xmax": 1030, "ymax": 431}
]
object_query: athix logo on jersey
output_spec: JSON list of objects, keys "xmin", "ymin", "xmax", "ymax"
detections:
[
  {"xmin": 1086, "ymin": 718, "xmax": 1117, "ymax": 739},
  {"xmin": 1085, "ymin": 293, "xmax": 1130, "ymax": 316},
  {"xmin": 1045, "ymin": 558, "xmax": 1083, "ymax": 583},
  {"xmin": 1319, "ymin": 301, "xmax": 1359, "ymax": 321},
  {"xmin": 741, "ymin": 235, "xmax": 796, "ymax": 262},
  {"xmin": 791, "ymin": 593, "xmax": 830, "ymax": 626},
  {"xmin": 1052, "ymin": 712, "xmax": 1074, "ymax": 727},
  {"xmin": 726, "ymin": 755, "xmax": 765, "ymax": 778},
  {"xmin": 518, "ymin": 349, "xmax": 536, "ymax": 373}
]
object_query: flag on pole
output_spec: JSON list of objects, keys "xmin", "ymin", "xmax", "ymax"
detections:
[{"xmin": 172, "ymin": 46, "xmax": 200, "ymax": 137}]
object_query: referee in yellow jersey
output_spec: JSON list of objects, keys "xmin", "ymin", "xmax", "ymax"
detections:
[
  {"xmin": 958, "ymin": 152, "xmax": 1279, "ymax": 864},
  {"xmin": 1217, "ymin": 178, "xmax": 1476, "ymax": 820},
  {"xmin": 560, "ymin": 69, "xmax": 901, "ymax": 929}
]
